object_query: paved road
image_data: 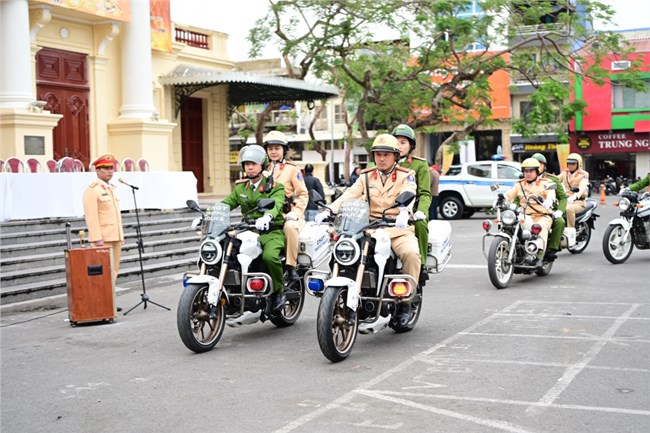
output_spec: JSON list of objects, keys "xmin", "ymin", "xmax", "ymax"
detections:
[{"xmin": 1, "ymin": 196, "xmax": 648, "ymax": 433}]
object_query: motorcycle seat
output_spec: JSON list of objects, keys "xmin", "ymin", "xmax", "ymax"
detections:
[{"xmin": 575, "ymin": 201, "xmax": 595, "ymax": 219}]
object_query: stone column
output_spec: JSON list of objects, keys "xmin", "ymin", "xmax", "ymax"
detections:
[
  {"xmin": 0, "ymin": 0, "xmax": 34, "ymax": 109},
  {"xmin": 118, "ymin": 0, "xmax": 156, "ymax": 118}
]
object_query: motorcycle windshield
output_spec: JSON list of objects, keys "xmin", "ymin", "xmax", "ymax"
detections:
[
  {"xmin": 203, "ymin": 202, "xmax": 231, "ymax": 237},
  {"xmin": 334, "ymin": 200, "xmax": 369, "ymax": 236}
]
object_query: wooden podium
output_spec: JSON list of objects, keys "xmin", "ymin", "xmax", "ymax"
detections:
[{"xmin": 65, "ymin": 247, "xmax": 116, "ymax": 325}]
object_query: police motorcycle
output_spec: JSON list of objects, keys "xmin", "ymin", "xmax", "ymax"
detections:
[
  {"xmin": 482, "ymin": 184, "xmax": 556, "ymax": 289},
  {"xmin": 177, "ymin": 199, "xmax": 307, "ymax": 353},
  {"xmin": 602, "ymin": 190, "xmax": 650, "ymax": 264},
  {"xmin": 311, "ymin": 191, "xmax": 451, "ymax": 362},
  {"xmin": 564, "ymin": 187, "xmax": 600, "ymax": 254}
]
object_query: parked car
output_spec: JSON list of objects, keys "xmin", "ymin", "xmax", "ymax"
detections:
[{"xmin": 438, "ymin": 160, "xmax": 522, "ymax": 219}]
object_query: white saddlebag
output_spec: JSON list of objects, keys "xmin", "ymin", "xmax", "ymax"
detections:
[{"xmin": 426, "ymin": 220, "xmax": 452, "ymax": 273}]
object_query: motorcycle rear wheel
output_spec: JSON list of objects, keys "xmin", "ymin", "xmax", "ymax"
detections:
[
  {"xmin": 568, "ymin": 222, "xmax": 591, "ymax": 254},
  {"xmin": 535, "ymin": 259, "xmax": 553, "ymax": 276},
  {"xmin": 390, "ymin": 284, "xmax": 423, "ymax": 333},
  {"xmin": 603, "ymin": 224, "xmax": 633, "ymax": 264},
  {"xmin": 177, "ymin": 283, "xmax": 225, "ymax": 353},
  {"xmin": 487, "ymin": 237, "xmax": 513, "ymax": 289},
  {"xmin": 317, "ymin": 286, "xmax": 358, "ymax": 362},
  {"xmin": 270, "ymin": 280, "xmax": 305, "ymax": 327}
]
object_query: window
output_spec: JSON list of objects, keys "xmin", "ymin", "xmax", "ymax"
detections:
[
  {"xmin": 334, "ymin": 104, "xmax": 345, "ymax": 124},
  {"xmin": 613, "ymin": 79, "xmax": 650, "ymax": 109},
  {"xmin": 612, "ymin": 61, "xmax": 630, "ymax": 71},
  {"xmin": 497, "ymin": 164, "xmax": 522, "ymax": 180},
  {"xmin": 467, "ymin": 163, "xmax": 491, "ymax": 178}
]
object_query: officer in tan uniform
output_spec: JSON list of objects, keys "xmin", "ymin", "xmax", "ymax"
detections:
[
  {"xmin": 316, "ymin": 134, "xmax": 419, "ymax": 326},
  {"xmin": 263, "ymin": 130, "xmax": 309, "ymax": 287},
  {"xmin": 83, "ymin": 154, "xmax": 124, "ymax": 288},
  {"xmin": 559, "ymin": 153, "xmax": 589, "ymax": 238},
  {"xmin": 503, "ymin": 158, "xmax": 556, "ymax": 256}
]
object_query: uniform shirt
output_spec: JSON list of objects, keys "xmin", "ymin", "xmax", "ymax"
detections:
[
  {"xmin": 399, "ymin": 155, "xmax": 431, "ymax": 214},
  {"xmin": 559, "ymin": 169, "xmax": 589, "ymax": 200},
  {"xmin": 541, "ymin": 172, "xmax": 567, "ymax": 213},
  {"xmin": 265, "ymin": 160, "xmax": 308, "ymax": 218},
  {"xmin": 221, "ymin": 176, "xmax": 286, "ymax": 227},
  {"xmin": 630, "ymin": 172, "xmax": 650, "ymax": 192},
  {"xmin": 330, "ymin": 165, "xmax": 417, "ymax": 220},
  {"xmin": 504, "ymin": 178, "xmax": 556, "ymax": 217},
  {"xmin": 82, "ymin": 179, "xmax": 124, "ymax": 243}
]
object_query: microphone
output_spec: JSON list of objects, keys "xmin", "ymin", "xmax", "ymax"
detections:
[{"xmin": 119, "ymin": 178, "xmax": 139, "ymax": 190}]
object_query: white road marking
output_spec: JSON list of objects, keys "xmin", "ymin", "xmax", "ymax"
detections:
[
  {"xmin": 497, "ymin": 312, "xmax": 650, "ymax": 321},
  {"xmin": 460, "ymin": 331, "xmax": 650, "ymax": 343},
  {"xmin": 445, "ymin": 264, "xmax": 487, "ymax": 269}
]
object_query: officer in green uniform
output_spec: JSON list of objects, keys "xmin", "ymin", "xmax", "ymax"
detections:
[
  {"xmin": 220, "ymin": 145, "xmax": 287, "ymax": 312},
  {"xmin": 392, "ymin": 124, "xmax": 432, "ymax": 284},
  {"xmin": 532, "ymin": 153, "xmax": 566, "ymax": 261},
  {"xmin": 624, "ymin": 171, "xmax": 650, "ymax": 193}
]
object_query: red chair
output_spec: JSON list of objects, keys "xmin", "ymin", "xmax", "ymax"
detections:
[
  {"xmin": 4, "ymin": 157, "xmax": 24, "ymax": 173},
  {"xmin": 137, "ymin": 158, "xmax": 149, "ymax": 172},
  {"xmin": 26, "ymin": 157, "xmax": 41, "ymax": 173},
  {"xmin": 0, "ymin": 160, "xmax": 4, "ymax": 172},
  {"xmin": 122, "ymin": 158, "xmax": 136, "ymax": 172},
  {"xmin": 56, "ymin": 157, "xmax": 75, "ymax": 172},
  {"xmin": 46, "ymin": 159, "xmax": 57, "ymax": 173},
  {"xmin": 73, "ymin": 159, "xmax": 85, "ymax": 172}
]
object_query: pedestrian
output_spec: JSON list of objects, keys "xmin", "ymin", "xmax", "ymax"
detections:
[
  {"xmin": 303, "ymin": 163, "xmax": 325, "ymax": 222},
  {"xmin": 349, "ymin": 167, "xmax": 361, "ymax": 186},
  {"xmin": 82, "ymin": 154, "xmax": 124, "ymax": 299},
  {"xmin": 429, "ymin": 164, "xmax": 440, "ymax": 220}
]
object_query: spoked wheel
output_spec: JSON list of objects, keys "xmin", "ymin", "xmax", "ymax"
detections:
[
  {"xmin": 487, "ymin": 237, "xmax": 514, "ymax": 289},
  {"xmin": 316, "ymin": 286, "xmax": 358, "ymax": 362},
  {"xmin": 568, "ymin": 222, "xmax": 591, "ymax": 254},
  {"xmin": 270, "ymin": 280, "xmax": 305, "ymax": 327},
  {"xmin": 390, "ymin": 284, "xmax": 423, "ymax": 333},
  {"xmin": 603, "ymin": 224, "xmax": 633, "ymax": 264},
  {"xmin": 177, "ymin": 284, "xmax": 225, "ymax": 353},
  {"xmin": 535, "ymin": 258, "xmax": 553, "ymax": 276}
]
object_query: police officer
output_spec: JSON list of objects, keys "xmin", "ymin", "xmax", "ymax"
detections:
[
  {"xmin": 83, "ymin": 154, "xmax": 124, "ymax": 287},
  {"xmin": 621, "ymin": 171, "xmax": 650, "ymax": 193},
  {"xmin": 559, "ymin": 153, "xmax": 589, "ymax": 243},
  {"xmin": 392, "ymin": 124, "xmax": 432, "ymax": 285},
  {"xmin": 316, "ymin": 134, "xmax": 420, "ymax": 326},
  {"xmin": 503, "ymin": 158, "xmax": 556, "ymax": 259},
  {"xmin": 263, "ymin": 130, "xmax": 309, "ymax": 288},
  {"xmin": 531, "ymin": 153, "xmax": 566, "ymax": 261},
  {"xmin": 221, "ymin": 145, "xmax": 287, "ymax": 312}
]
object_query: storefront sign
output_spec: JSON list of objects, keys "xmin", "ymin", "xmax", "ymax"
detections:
[
  {"xmin": 572, "ymin": 131, "xmax": 650, "ymax": 153},
  {"xmin": 512, "ymin": 143, "xmax": 558, "ymax": 153}
]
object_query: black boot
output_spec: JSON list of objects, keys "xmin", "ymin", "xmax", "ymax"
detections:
[
  {"xmin": 270, "ymin": 291, "xmax": 286, "ymax": 312},
  {"xmin": 283, "ymin": 266, "xmax": 299, "ymax": 288},
  {"xmin": 419, "ymin": 268, "xmax": 429, "ymax": 286},
  {"xmin": 396, "ymin": 302, "xmax": 411, "ymax": 327},
  {"xmin": 544, "ymin": 249, "xmax": 557, "ymax": 262}
]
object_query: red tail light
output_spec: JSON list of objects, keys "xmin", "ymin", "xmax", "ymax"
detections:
[
  {"xmin": 482, "ymin": 220, "xmax": 492, "ymax": 232},
  {"xmin": 388, "ymin": 280, "xmax": 411, "ymax": 297},
  {"xmin": 531, "ymin": 223, "xmax": 542, "ymax": 235},
  {"xmin": 247, "ymin": 278, "xmax": 266, "ymax": 292}
]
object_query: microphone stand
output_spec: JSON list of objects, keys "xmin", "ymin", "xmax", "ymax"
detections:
[{"xmin": 123, "ymin": 181, "xmax": 170, "ymax": 315}]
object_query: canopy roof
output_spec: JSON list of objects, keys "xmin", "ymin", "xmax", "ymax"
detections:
[{"xmin": 159, "ymin": 65, "xmax": 338, "ymax": 116}]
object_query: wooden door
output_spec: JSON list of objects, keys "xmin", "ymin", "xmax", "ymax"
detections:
[
  {"xmin": 181, "ymin": 97, "xmax": 204, "ymax": 192},
  {"xmin": 36, "ymin": 48, "xmax": 90, "ymax": 167}
]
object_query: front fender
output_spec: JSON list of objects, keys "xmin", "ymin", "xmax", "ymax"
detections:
[
  {"xmin": 607, "ymin": 217, "xmax": 632, "ymax": 231},
  {"xmin": 325, "ymin": 276, "xmax": 358, "ymax": 311},
  {"xmin": 186, "ymin": 274, "xmax": 223, "ymax": 306}
]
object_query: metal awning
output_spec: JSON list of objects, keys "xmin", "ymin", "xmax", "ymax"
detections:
[{"xmin": 159, "ymin": 65, "xmax": 338, "ymax": 116}]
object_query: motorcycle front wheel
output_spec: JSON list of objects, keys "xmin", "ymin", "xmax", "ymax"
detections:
[
  {"xmin": 568, "ymin": 221, "xmax": 591, "ymax": 254},
  {"xmin": 317, "ymin": 286, "xmax": 358, "ymax": 362},
  {"xmin": 390, "ymin": 284, "xmax": 423, "ymax": 333},
  {"xmin": 270, "ymin": 280, "xmax": 305, "ymax": 327},
  {"xmin": 177, "ymin": 283, "xmax": 225, "ymax": 353},
  {"xmin": 487, "ymin": 237, "xmax": 514, "ymax": 289},
  {"xmin": 603, "ymin": 224, "xmax": 633, "ymax": 264}
]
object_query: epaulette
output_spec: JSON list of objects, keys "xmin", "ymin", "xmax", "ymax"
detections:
[
  {"xmin": 235, "ymin": 179, "xmax": 248, "ymax": 184},
  {"xmin": 284, "ymin": 161, "xmax": 297, "ymax": 167},
  {"xmin": 360, "ymin": 167, "xmax": 376, "ymax": 174},
  {"xmin": 411, "ymin": 155, "xmax": 426, "ymax": 162},
  {"xmin": 395, "ymin": 165, "xmax": 413, "ymax": 173},
  {"xmin": 89, "ymin": 181, "xmax": 99, "ymax": 188}
]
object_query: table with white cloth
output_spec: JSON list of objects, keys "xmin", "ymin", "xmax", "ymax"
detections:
[{"xmin": 0, "ymin": 172, "xmax": 198, "ymax": 221}]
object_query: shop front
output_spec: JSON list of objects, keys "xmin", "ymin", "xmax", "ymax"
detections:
[{"xmin": 511, "ymin": 134, "xmax": 563, "ymax": 175}]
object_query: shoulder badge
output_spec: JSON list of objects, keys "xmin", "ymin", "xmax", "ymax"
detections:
[
  {"xmin": 395, "ymin": 165, "xmax": 411, "ymax": 173},
  {"xmin": 235, "ymin": 179, "xmax": 248, "ymax": 184},
  {"xmin": 296, "ymin": 172, "xmax": 304, "ymax": 182},
  {"xmin": 411, "ymin": 155, "xmax": 426, "ymax": 162},
  {"xmin": 285, "ymin": 161, "xmax": 297, "ymax": 167},
  {"xmin": 360, "ymin": 167, "xmax": 376, "ymax": 174},
  {"xmin": 89, "ymin": 181, "xmax": 99, "ymax": 188}
]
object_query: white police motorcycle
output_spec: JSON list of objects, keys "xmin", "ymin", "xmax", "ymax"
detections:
[{"xmin": 602, "ymin": 190, "xmax": 650, "ymax": 264}]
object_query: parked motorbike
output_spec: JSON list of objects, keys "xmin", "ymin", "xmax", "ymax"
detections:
[
  {"xmin": 562, "ymin": 187, "xmax": 600, "ymax": 254},
  {"xmin": 176, "ymin": 199, "xmax": 307, "ymax": 353},
  {"xmin": 482, "ymin": 185, "xmax": 555, "ymax": 289},
  {"xmin": 312, "ymin": 191, "xmax": 452, "ymax": 362},
  {"xmin": 602, "ymin": 190, "xmax": 650, "ymax": 264}
]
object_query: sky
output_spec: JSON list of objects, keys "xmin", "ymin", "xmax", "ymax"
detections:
[{"xmin": 171, "ymin": 0, "xmax": 650, "ymax": 62}]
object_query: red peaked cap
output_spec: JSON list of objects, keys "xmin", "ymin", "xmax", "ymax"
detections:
[{"xmin": 95, "ymin": 154, "xmax": 116, "ymax": 168}]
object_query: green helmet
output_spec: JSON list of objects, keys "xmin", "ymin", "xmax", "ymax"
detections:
[
  {"xmin": 391, "ymin": 124, "xmax": 416, "ymax": 149},
  {"xmin": 531, "ymin": 153, "xmax": 547, "ymax": 164}
]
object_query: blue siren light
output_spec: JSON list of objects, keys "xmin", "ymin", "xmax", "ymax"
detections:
[{"xmin": 308, "ymin": 278, "xmax": 325, "ymax": 292}]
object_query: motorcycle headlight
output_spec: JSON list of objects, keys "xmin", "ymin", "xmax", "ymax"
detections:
[
  {"xmin": 199, "ymin": 239, "xmax": 222, "ymax": 265},
  {"xmin": 334, "ymin": 239, "xmax": 360, "ymax": 265},
  {"xmin": 618, "ymin": 197, "xmax": 631, "ymax": 211},
  {"xmin": 501, "ymin": 210, "xmax": 517, "ymax": 226}
]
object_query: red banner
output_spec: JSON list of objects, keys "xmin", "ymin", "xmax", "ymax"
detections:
[
  {"xmin": 150, "ymin": 0, "xmax": 172, "ymax": 52},
  {"xmin": 571, "ymin": 131, "xmax": 650, "ymax": 154}
]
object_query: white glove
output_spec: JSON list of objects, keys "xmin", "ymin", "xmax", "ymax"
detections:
[
  {"xmin": 414, "ymin": 210, "xmax": 426, "ymax": 221},
  {"xmin": 255, "ymin": 214, "xmax": 273, "ymax": 231},
  {"xmin": 285, "ymin": 211, "xmax": 298, "ymax": 221},
  {"xmin": 567, "ymin": 195, "xmax": 577, "ymax": 204},
  {"xmin": 314, "ymin": 210, "xmax": 330, "ymax": 224},
  {"xmin": 542, "ymin": 199, "xmax": 553, "ymax": 209},
  {"xmin": 395, "ymin": 208, "xmax": 409, "ymax": 229},
  {"xmin": 619, "ymin": 187, "xmax": 630, "ymax": 195},
  {"xmin": 552, "ymin": 210, "xmax": 563, "ymax": 219}
]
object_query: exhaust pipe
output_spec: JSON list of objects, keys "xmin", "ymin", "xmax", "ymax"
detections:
[{"xmin": 226, "ymin": 311, "xmax": 260, "ymax": 328}]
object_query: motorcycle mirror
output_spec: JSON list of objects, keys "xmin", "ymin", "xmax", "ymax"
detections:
[
  {"xmin": 257, "ymin": 198, "xmax": 276, "ymax": 211},
  {"xmin": 186, "ymin": 200, "xmax": 201, "ymax": 212},
  {"xmin": 395, "ymin": 191, "xmax": 416, "ymax": 207},
  {"xmin": 309, "ymin": 190, "xmax": 326, "ymax": 205}
]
